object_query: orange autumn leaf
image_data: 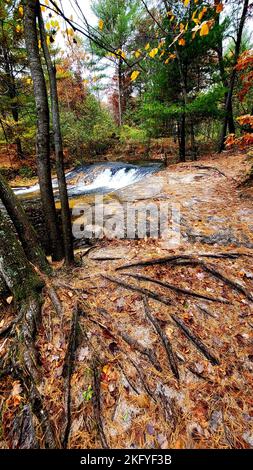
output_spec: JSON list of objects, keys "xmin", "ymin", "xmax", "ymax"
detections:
[
  {"xmin": 178, "ymin": 38, "xmax": 186, "ymax": 46},
  {"xmin": 216, "ymin": 3, "xmax": 223, "ymax": 14},
  {"xmin": 200, "ymin": 22, "xmax": 209, "ymax": 36}
]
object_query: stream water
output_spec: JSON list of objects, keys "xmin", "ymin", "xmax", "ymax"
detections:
[
  {"xmin": 10, "ymin": 161, "xmax": 163, "ymax": 249},
  {"xmin": 13, "ymin": 161, "xmax": 162, "ymax": 200}
]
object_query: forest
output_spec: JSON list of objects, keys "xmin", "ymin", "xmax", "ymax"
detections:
[{"xmin": 0, "ymin": 0, "xmax": 253, "ymax": 453}]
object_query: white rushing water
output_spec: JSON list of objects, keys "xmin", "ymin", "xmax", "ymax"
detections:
[{"xmin": 13, "ymin": 162, "xmax": 161, "ymax": 199}]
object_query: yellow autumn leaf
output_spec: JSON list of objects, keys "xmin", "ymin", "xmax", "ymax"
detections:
[
  {"xmin": 180, "ymin": 23, "xmax": 185, "ymax": 32},
  {"xmin": 216, "ymin": 3, "xmax": 223, "ymax": 13},
  {"xmin": 18, "ymin": 5, "xmax": 23, "ymax": 17},
  {"xmin": 51, "ymin": 20, "xmax": 59, "ymax": 29},
  {"xmin": 26, "ymin": 78, "xmax": 32, "ymax": 85},
  {"xmin": 117, "ymin": 50, "xmax": 126, "ymax": 59},
  {"xmin": 200, "ymin": 22, "xmax": 209, "ymax": 36},
  {"xmin": 198, "ymin": 6, "xmax": 207, "ymax": 21},
  {"xmin": 41, "ymin": 6, "xmax": 46, "ymax": 12},
  {"xmin": 66, "ymin": 28, "xmax": 74, "ymax": 37},
  {"xmin": 178, "ymin": 38, "xmax": 186, "ymax": 46},
  {"xmin": 38, "ymin": 39, "xmax": 41, "ymax": 49},
  {"xmin": 46, "ymin": 35, "xmax": 51, "ymax": 46},
  {"xmin": 165, "ymin": 57, "xmax": 170, "ymax": 64},
  {"xmin": 145, "ymin": 43, "xmax": 150, "ymax": 50},
  {"xmin": 135, "ymin": 50, "xmax": 141, "ymax": 58},
  {"xmin": 184, "ymin": 0, "xmax": 190, "ymax": 6},
  {"xmin": 98, "ymin": 19, "xmax": 104, "ymax": 31},
  {"xmin": 149, "ymin": 48, "xmax": 158, "ymax": 58},
  {"xmin": 102, "ymin": 364, "xmax": 110, "ymax": 374},
  {"xmin": 16, "ymin": 24, "xmax": 21, "ymax": 33},
  {"xmin": 130, "ymin": 70, "xmax": 140, "ymax": 81}
]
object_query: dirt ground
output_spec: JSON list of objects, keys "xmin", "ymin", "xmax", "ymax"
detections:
[{"xmin": 0, "ymin": 150, "xmax": 253, "ymax": 449}]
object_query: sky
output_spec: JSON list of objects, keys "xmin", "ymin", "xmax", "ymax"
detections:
[{"xmin": 61, "ymin": 0, "xmax": 97, "ymax": 27}]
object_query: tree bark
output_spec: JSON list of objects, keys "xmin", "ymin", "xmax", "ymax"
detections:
[
  {"xmin": 118, "ymin": 57, "xmax": 123, "ymax": 127},
  {"xmin": 190, "ymin": 121, "xmax": 197, "ymax": 160},
  {"xmin": 0, "ymin": 209, "xmax": 43, "ymax": 303},
  {"xmin": 38, "ymin": 5, "xmax": 74, "ymax": 265},
  {"xmin": 218, "ymin": 0, "xmax": 249, "ymax": 152},
  {"xmin": 216, "ymin": 35, "xmax": 235, "ymax": 134},
  {"xmin": 23, "ymin": 0, "xmax": 63, "ymax": 261},
  {"xmin": 0, "ymin": 172, "xmax": 50, "ymax": 273},
  {"xmin": 1, "ymin": 43, "xmax": 24, "ymax": 159},
  {"xmin": 178, "ymin": 112, "xmax": 186, "ymax": 162}
]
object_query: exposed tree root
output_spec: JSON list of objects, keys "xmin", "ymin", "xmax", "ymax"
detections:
[
  {"xmin": 143, "ymin": 297, "xmax": 179, "ymax": 380},
  {"xmin": 85, "ymin": 310, "xmax": 162, "ymax": 373},
  {"xmin": 118, "ymin": 363, "xmax": 140, "ymax": 395},
  {"xmin": 62, "ymin": 305, "xmax": 79, "ymax": 448},
  {"xmin": 197, "ymin": 304, "xmax": 217, "ymax": 319},
  {"xmin": 0, "ymin": 310, "xmax": 23, "ymax": 338},
  {"xmin": 187, "ymin": 364, "xmax": 214, "ymax": 383},
  {"xmin": 119, "ymin": 331, "xmax": 162, "ymax": 372},
  {"xmin": 15, "ymin": 365, "xmax": 59, "ymax": 449},
  {"xmin": 92, "ymin": 356, "xmax": 109, "ymax": 449},
  {"xmin": 116, "ymin": 254, "xmax": 192, "ymax": 270},
  {"xmin": 123, "ymin": 272, "xmax": 229, "ymax": 304},
  {"xmin": 157, "ymin": 385, "xmax": 178, "ymax": 429},
  {"xmin": 170, "ymin": 314, "xmax": 220, "ymax": 366},
  {"xmin": 202, "ymin": 263, "xmax": 253, "ymax": 302},
  {"xmin": 116, "ymin": 252, "xmax": 253, "ymax": 271},
  {"xmin": 47, "ymin": 286, "xmax": 63, "ymax": 317},
  {"xmin": 190, "ymin": 164, "xmax": 228, "ymax": 178},
  {"xmin": 102, "ymin": 275, "xmax": 173, "ymax": 306},
  {"xmin": 7, "ymin": 404, "xmax": 39, "ymax": 449},
  {"xmin": 129, "ymin": 357, "xmax": 157, "ymax": 402}
]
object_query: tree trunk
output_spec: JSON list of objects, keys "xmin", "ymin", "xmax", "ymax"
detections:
[
  {"xmin": 218, "ymin": 0, "xmax": 249, "ymax": 152},
  {"xmin": 118, "ymin": 57, "xmax": 123, "ymax": 127},
  {"xmin": 23, "ymin": 0, "xmax": 63, "ymax": 261},
  {"xmin": 178, "ymin": 112, "xmax": 186, "ymax": 162},
  {"xmin": 190, "ymin": 121, "xmax": 197, "ymax": 161},
  {"xmin": 216, "ymin": 40, "xmax": 235, "ymax": 134},
  {"xmin": 38, "ymin": 6, "xmax": 74, "ymax": 265},
  {"xmin": 0, "ymin": 172, "xmax": 50, "ymax": 273},
  {"xmin": 0, "ymin": 209, "xmax": 43, "ymax": 303},
  {"xmin": 2, "ymin": 44, "xmax": 24, "ymax": 159}
]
